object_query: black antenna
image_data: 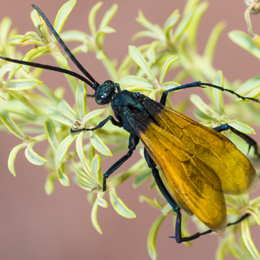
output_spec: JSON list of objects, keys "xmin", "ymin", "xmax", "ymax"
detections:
[
  {"xmin": 0, "ymin": 56, "xmax": 95, "ymax": 88},
  {"xmin": 32, "ymin": 4, "xmax": 98, "ymax": 89}
]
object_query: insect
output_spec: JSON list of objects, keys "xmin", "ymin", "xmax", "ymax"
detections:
[{"xmin": 0, "ymin": 4, "xmax": 259, "ymax": 243}]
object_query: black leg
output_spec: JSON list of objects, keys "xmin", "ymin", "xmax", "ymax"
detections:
[
  {"xmin": 102, "ymin": 134, "xmax": 139, "ymax": 191},
  {"xmin": 171, "ymin": 213, "xmax": 251, "ymax": 242},
  {"xmin": 70, "ymin": 115, "xmax": 122, "ymax": 133},
  {"xmin": 160, "ymin": 81, "xmax": 259, "ymax": 105},
  {"xmin": 144, "ymin": 149, "xmax": 182, "ymax": 243},
  {"xmin": 214, "ymin": 124, "xmax": 260, "ymax": 157}
]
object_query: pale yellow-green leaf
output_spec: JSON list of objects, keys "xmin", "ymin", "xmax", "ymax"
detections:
[
  {"xmin": 6, "ymin": 79, "xmax": 42, "ymax": 91},
  {"xmin": 229, "ymin": 120, "xmax": 255, "ymax": 134},
  {"xmin": 229, "ymin": 30, "xmax": 260, "ymax": 59},
  {"xmin": 190, "ymin": 94, "xmax": 219, "ymax": 117},
  {"xmin": 89, "ymin": 2, "xmax": 103, "ymax": 36},
  {"xmin": 82, "ymin": 109, "xmax": 105, "ymax": 125},
  {"xmin": 44, "ymin": 120, "xmax": 59, "ymax": 150},
  {"xmin": 241, "ymin": 218, "xmax": 260, "ymax": 260},
  {"xmin": 129, "ymin": 45, "xmax": 154, "ymax": 80},
  {"xmin": 162, "ymin": 203, "xmax": 172, "ymax": 215},
  {"xmin": 212, "ymin": 70, "xmax": 224, "ymax": 114},
  {"xmin": 54, "ymin": 0, "xmax": 76, "ymax": 34},
  {"xmin": 91, "ymin": 154, "xmax": 103, "ymax": 186},
  {"xmin": 159, "ymin": 55, "xmax": 179, "ymax": 84},
  {"xmin": 120, "ymin": 75, "xmax": 153, "ymax": 88},
  {"xmin": 204, "ymin": 22, "xmax": 226, "ymax": 62},
  {"xmin": 55, "ymin": 134, "xmax": 77, "ymax": 166},
  {"xmin": 25, "ymin": 143, "xmax": 47, "ymax": 165},
  {"xmin": 97, "ymin": 192, "xmax": 108, "ymax": 208},
  {"xmin": 44, "ymin": 107, "xmax": 72, "ymax": 126},
  {"xmin": 57, "ymin": 163, "xmax": 70, "ymax": 186},
  {"xmin": 90, "ymin": 132, "xmax": 112, "ymax": 156},
  {"xmin": 0, "ymin": 107, "xmax": 27, "ymax": 139},
  {"xmin": 174, "ymin": 9, "xmax": 194, "ymax": 40},
  {"xmin": 163, "ymin": 11, "xmax": 180, "ymax": 38},
  {"xmin": 44, "ymin": 172, "xmax": 57, "ymax": 195},
  {"xmin": 76, "ymin": 80, "xmax": 87, "ymax": 120},
  {"xmin": 91, "ymin": 198, "xmax": 103, "ymax": 234},
  {"xmin": 58, "ymin": 100, "xmax": 80, "ymax": 121},
  {"xmin": 147, "ymin": 214, "xmax": 166, "ymax": 260},
  {"xmin": 109, "ymin": 188, "xmax": 136, "ymax": 218},
  {"xmin": 8, "ymin": 143, "xmax": 27, "ymax": 176}
]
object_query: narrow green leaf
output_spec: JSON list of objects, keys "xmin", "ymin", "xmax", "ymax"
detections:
[
  {"xmin": 174, "ymin": 10, "xmax": 194, "ymax": 40},
  {"xmin": 91, "ymin": 154, "xmax": 103, "ymax": 186},
  {"xmin": 162, "ymin": 81, "xmax": 179, "ymax": 89},
  {"xmin": 187, "ymin": 2, "xmax": 208, "ymax": 50},
  {"xmin": 204, "ymin": 22, "xmax": 226, "ymax": 62},
  {"xmin": 89, "ymin": 2, "xmax": 103, "ymax": 36},
  {"xmin": 55, "ymin": 134, "xmax": 77, "ymax": 166},
  {"xmin": 54, "ymin": 0, "xmax": 76, "ymax": 34},
  {"xmin": 247, "ymin": 207, "xmax": 260, "ymax": 225},
  {"xmin": 159, "ymin": 55, "xmax": 179, "ymax": 84},
  {"xmin": 229, "ymin": 120, "xmax": 255, "ymax": 134},
  {"xmin": 100, "ymin": 4, "xmax": 118, "ymax": 28},
  {"xmin": 139, "ymin": 195, "xmax": 161, "ymax": 209},
  {"xmin": 6, "ymin": 79, "xmax": 42, "ymax": 91},
  {"xmin": 44, "ymin": 120, "xmax": 59, "ymax": 150},
  {"xmin": 163, "ymin": 11, "xmax": 180, "ymax": 38},
  {"xmin": 25, "ymin": 143, "xmax": 47, "ymax": 165},
  {"xmin": 90, "ymin": 132, "xmax": 112, "ymax": 156},
  {"xmin": 190, "ymin": 94, "xmax": 219, "ymax": 117},
  {"xmin": 136, "ymin": 10, "xmax": 155, "ymax": 31},
  {"xmin": 109, "ymin": 188, "xmax": 136, "ymax": 218},
  {"xmin": 162, "ymin": 203, "xmax": 172, "ymax": 215},
  {"xmin": 60, "ymin": 30, "xmax": 88, "ymax": 42},
  {"xmin": 76, "ymin": 131, "xmax": 87, "ymax": 164},
  {"xmin": 76, "ymin": 80, "xmax": 87, "ymax": 119},
  {"xmin": 0, "ymin": 17, "xmax": 12, "ymax": 45},
  {"xmin": 82, "ymin": 109, "xmax": 105, "ymax": 125},
  {"xmin": 57, "ymin": 163, "xmax": 70, "ymax": 186},
  {"xmin": 133, "ymin": 169, "xmax": 151, "ymax": 188},
  {"xmin": 229, "ymin": 30, "xmax": 260, "ymax": 59},
  {"xmin": 212, "ymin": 71, "xmax": 224, "ymax": 114},
  {"xmin": 147, "ymin": 214, "xmax": 166, "ymax": 260},
  {"xmin": 44, "ymin": 172, "xmax": 57, "ymax": 195},
  {"xmin": 0, "ymin": 107, "xmax": 27, "ymax": 139},
  {"xmin": 236, "ymin": 76, "xmax": 260, "ymax": 95},
  {"xmin": 97, "ymin": 192, "xmax": 108, "ymax": 208},
  {"xmin": 241, "ymin": 218, "xmax": 260, "ymax": 259},
  {"xmin": 129, "ymin": 45, "xmax": 155, "ymax": 80},
  {"xmin": 8, "ymin": 143, "xmax": 27, "ymax": 176},
  {"xmin": 120, "ymin": 75, "xmax": 153, "ymax": 88},
  {"xmin": 44, "ymin": 107, "xmax": 72, "ymax": 126},
  {"xmin": 91, "ymin": 198, "xmax": 102, "ymax": 234},
  {"xmin": 58, "ymin": 100, "xmax": 80, "ymax": 121}
]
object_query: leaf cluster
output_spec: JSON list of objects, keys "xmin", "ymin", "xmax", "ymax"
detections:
[{"xmin": 0, "ymin": 0, "xmax": 260, "ymax": 259}]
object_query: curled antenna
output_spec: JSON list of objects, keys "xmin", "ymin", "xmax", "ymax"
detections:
[{"xmin": 32, "ymin": 4, "xmax": 98, "ymax": 90}]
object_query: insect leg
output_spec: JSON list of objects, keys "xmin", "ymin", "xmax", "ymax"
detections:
[
  {"xmin": 214, "ymin": 124, "xmax": 260, "ymax": 157},
  {"xmin": 102, "ymin": 134, "xmax": 139, "ymax": 191},
  {"xmin": 70, "ymin": 116, "xmax": 122, "ymax": 133},
  {"xmin": 144, "ymin": 149, "xmax": 183, "ymax": 243},
  {"xmin": 160, "ymin": 81, "xmax": 259, "ymax": 105}
]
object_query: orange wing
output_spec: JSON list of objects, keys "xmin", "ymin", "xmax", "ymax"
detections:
[
  {"xmin": 139, "ymin": 121, "xmax": 227, "ymax": 233},
  {"xmin": 141, "ymin": 98, "xmax": 258, "ymax": 195}
]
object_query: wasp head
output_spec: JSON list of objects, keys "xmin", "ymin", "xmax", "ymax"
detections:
[{"xmin": 95, "ymin": 80, "xmax": 116, "ymax": 105}]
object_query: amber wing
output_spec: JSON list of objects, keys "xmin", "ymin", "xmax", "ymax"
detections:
[{"xmin": 141, "ymin": 97, "xmax": 258, "ymax": 196}]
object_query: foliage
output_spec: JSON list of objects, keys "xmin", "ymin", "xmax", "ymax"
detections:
[{"xmin": 0, "ymin": 0, "xmax": 260, "ymax": 259}]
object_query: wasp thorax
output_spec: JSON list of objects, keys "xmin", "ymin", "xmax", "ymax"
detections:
[{"xmin": 95, "ymin": 80, "xmax": 116, "ymax": 105}]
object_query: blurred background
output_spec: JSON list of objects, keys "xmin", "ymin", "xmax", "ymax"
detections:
[{"xmin": 0, "ymin": 0, "xmax": 259, "ymax": 259}]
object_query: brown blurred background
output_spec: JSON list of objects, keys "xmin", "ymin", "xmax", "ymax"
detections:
[{"xmin": 0, "ymin": 0, "xmax": 260, "ymax": 259}]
